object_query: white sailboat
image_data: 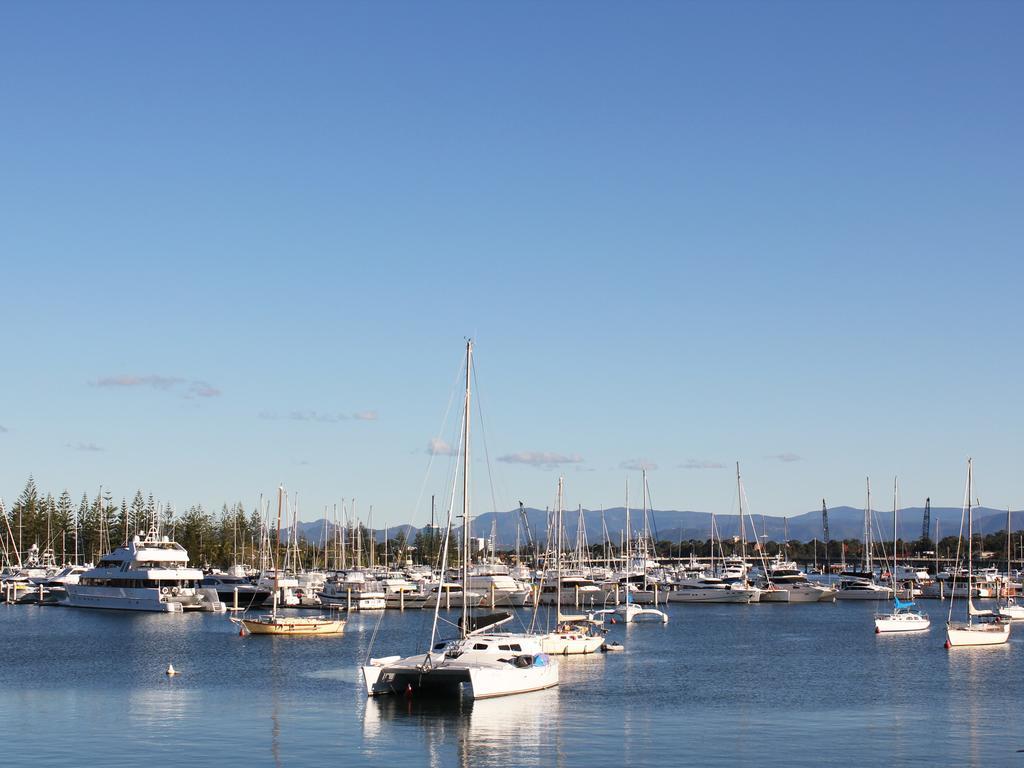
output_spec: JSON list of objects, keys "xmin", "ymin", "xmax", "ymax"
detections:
[
  {"xmin": 541, "ymin": 477, "xmax": 606, "ymax": 655},
  {"xmin": 945, "ymin": 459, "xmax": 1010, "ymax": 648},
  {"xmin": 362, "ymin": 340, "xmax": 559, "ymax": 698},
  {"xmin": 996, "ymin": 507, "xmax": 1024, "ymax": 620},
  {"xmin": 874, "ymin": 477, "xmax": 929, "ymax": 633}
]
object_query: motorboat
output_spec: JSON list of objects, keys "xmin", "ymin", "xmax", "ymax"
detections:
[
  {"xmin": 421, "ymin": 583, "xmax": 483, "ymax": 609},
  {"xmin": 534, "ymin": 574, "xmax": 604, "ymax": 608},
  {"xmin": 835, "ymin": 577, "xmax": 893, "ymax": 601},
  {"xmin": 667, "ymin": 574, "xmax": 759, "ymax": 604},
  {"xmin": 63, "ymin": 530, "xmax": 223, "ymax": 612},
  {"xmin": 199, "ymin": 572, "xmax": 271, "ymax": 609},
  {"xmin": 760, "ymin": 561, "xmax": 836, "ymax": 603},
  {"xmin": 464, "ymin": 563, "xmax": 532, "ymax": 607}
]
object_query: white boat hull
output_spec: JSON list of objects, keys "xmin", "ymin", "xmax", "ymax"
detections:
[
  {"xmin": 668, "ymin": 589, "xmax": 757, "ymax": 604},
  {"xmin": 996, "ymin": 604, "xmax": 1024, "ymax": 620},
  {"xmin": 945, "ymin": 622, "xmax": 1010, "ymax": 647},
  {"xmin": 63, "ymin": 585, "xmax": 185, "ymax": 612},
  {"xmin": 874, "ymin": 614, "xmax": 931, "ymax": 633},
  {"xmin": 540, "ymin": 633, "xmax": 605, "ymax": 655},
  {"xmin": 363, "ymin": 651, "xmax": 559, "ymax": 699}
]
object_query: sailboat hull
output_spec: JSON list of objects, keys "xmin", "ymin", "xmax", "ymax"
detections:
[
  {"xmin": 239, "ymin": 615, "xmax": 345, "ymax": 635},
  {"xmin": 945, "ymin": 622, "xmax": 1010, "ymax": 647},
  {"xmin": 874, "ymin": 614, "xmax": 930, "ymax": 633},
  {"xmin": 996, "ymin": 604, "xmax": 1024, "ymax": 620}
]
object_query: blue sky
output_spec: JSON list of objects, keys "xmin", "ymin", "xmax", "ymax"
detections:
[{"xmin": 1, "ymin": 2, "xmax": 1021, "ymax": 525}]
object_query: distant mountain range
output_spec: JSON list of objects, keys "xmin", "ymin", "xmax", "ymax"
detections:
[{"xmin": 286, "ymin": 504, "xmax": 1021, "ymax": 547}]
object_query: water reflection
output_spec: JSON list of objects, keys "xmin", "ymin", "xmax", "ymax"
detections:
[
  {"xmin": 363, "ymin": 686, "xmax": 561, "ymax": 768},
  {"xmin": 126, "ymin": 685, "xmax": 196, "ymax": 727},
  {"xmin": 946, "ymin": 643, "xmax": 1013, "ymax": 768}
]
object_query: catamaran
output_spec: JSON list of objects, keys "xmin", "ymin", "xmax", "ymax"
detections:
[{"xmin": 362, "ymin": 340, "xmax": 559, "ymax": 698}]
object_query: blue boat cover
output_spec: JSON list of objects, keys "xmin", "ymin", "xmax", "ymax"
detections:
[{"xmin": 895, "ymin": 596, "xmax": 916, "ymax": 609}]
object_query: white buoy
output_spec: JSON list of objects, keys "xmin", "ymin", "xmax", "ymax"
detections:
[{"xmin": 166, "ymin": 663, "xmax": 179, "ymax": 676}]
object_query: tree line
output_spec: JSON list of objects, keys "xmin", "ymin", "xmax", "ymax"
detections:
[{"xmin": 0, "ymin": 476, "xmax": 378, "ymax": 570}]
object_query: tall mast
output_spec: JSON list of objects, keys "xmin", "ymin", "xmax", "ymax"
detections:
[
  {"xmin": 642, "ymin": 469, "xmax": 649, "ymax": 560},
  {"xmin": 710, "ymin": 513, "xmax": 716, "ymax": 574},
  {"xmin": 556, "ymin": 476, "xmax": 563, "ymax": 620},
  {"xmin": 967, "ymin": 458, "xmax": 973, "ymax": 625},
  {"xmin": 892, "ymin": 477, "xmax": 898, "ymax": 591},
  {"xmin": 461, "ymin": 339, "xmax": 472, "ymax": 639},
  {"xmin": 736, "ymin": 463, "xmax": 745, "ymax": 576},
  {"xmin": 624, "ymin": 478, "xmax": 630, "ymax": 576},
  {"xmin": 865, "ymin": 478, "xmax": 872, "ymax": 572},
  {"xmin": 1007, "ymin": 506, "xmax": 1012, "ymax": 580},
  {"xmin": 822, "ymin": 499, "xmax": 830, "ymax": 575},
  {"xmin": 273, "ymin": 485, "xmax": 283, "ymax": 616}
]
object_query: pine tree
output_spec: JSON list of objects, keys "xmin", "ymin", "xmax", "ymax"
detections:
[
  {"xmin": 130, "ymin": 491, "xmax": 145, "ymax": 537},
  {"xmin": 13, "ymin": 475, "xmax": 41, "ymax": 556},
  {"xmin": 55, "ymin": 490, "xmax": 74, "ymax": 563},
  {"xmin": 145, "ymin": 493, "xmax": 156, "ymax": 532},
  {"xmin": 76, "ymin": 493, "xmax": 89, "ymax": 563}
]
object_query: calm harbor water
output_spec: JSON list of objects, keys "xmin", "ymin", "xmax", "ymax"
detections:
[{"xmin": 1, "ymin": 600, "xmax": 1021, "ymax": 767}]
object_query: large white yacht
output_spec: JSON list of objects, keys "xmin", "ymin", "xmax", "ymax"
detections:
[
  {"xmin": 759, "ymin": 559, "xmax": 837, "ymax": 603},
  {"xmin": 464, "ymin": 563, "xmax": 532, "ymax": 607},
  {"xmin": 63, "ymin": 530, "xmax": 222, "ymax": 612},
  {"xmin": 534, "ymin": 573, "xmax": 604, "ymax": 608},
  {"xmin": 667, "ymin": 573, "xmax": 760, "ymax": 604}
]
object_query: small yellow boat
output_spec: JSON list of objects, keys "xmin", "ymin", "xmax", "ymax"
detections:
[
  {"xmin": 234, "ymin": 485, "xmax": 345, "ymax": 637},
  {"xmin": 238, "ymin": 614, "xmax": 344, "ymax": 635}
]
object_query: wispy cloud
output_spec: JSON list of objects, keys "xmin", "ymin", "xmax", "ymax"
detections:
[
  {"xmin": 767, "ymin": 453, "xmax": 802, "ymax": 463},
  {"xmin": 0, "ymin": 425, "xmax": 8, "ymax": 433},
  {"xmin": 95, "ymin": 374, "xmax": 182, "ymax": 389},
  {"xmin": 288, "ymin": 411, "xmax": 347, "ymax": 423},
  {"xmin": 498, "ymin": 451, "xmax": 584, "ymax": 469},
  {"xmin": 620, "ymin": 459, "xmax": 658, "ymax": 471},
  {"xmin": 67, "ymin": 441, "xmax": 103, "ymax": 452},
  {"xmin": 188, "ymin": 381, "xmax": 221, "ymax": 398},
  {"xmin": 679, "ymin": 459, "xmax": 727, "ymax": 470},
  {"xmin": 427, "ymin": 438, "xmax": 458, "ymax": 456},
  {"xmin": 93, "ymin": 374, "xmax": 221, "ymax": 398},
  {"xmin": 260, "ymin": 409, "xmax": 377, "ymax": 423}
]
